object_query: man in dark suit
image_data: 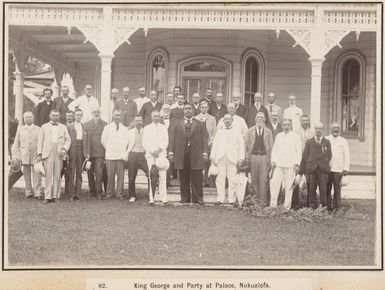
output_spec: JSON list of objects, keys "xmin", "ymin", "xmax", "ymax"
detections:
[
  {"xmin": 203, "ymin": 88, "xmax": 213, "ymax": 105},
  {"xmin": 244, "ymin": 92, "xmax": 270, "ymax": 128},
  {"xmin": 267, "ymin": 110, "xmax": 283, "ymax": 142},
  {"xmin": 35, "ymin": 88, "xmax": 54, "ymax": 126},
  {"xmin": 209, "ymin": 92, "xmax": 227, "ymax": 123},
  {"xmin": 139, "ymin": 90, "xmax": 163, "ymax": 126},
  {"xmin": 170, "ymin": 94, "xmax": 185, "ymax": 123},
  {"xmin": 232, "ymin": 96, "xmax": 246, "ymax": 118},
  {"xmin": 191, "ymin": 93, "xmax": 201, "ymax": 116},
  {"xmin": 298, "ymin": 123, "xmax": 332, "ymax": 209},
  {"xmin": 83, "ymin": 106, "xmax": 108, "ymax": 199},
  {"xmin": 169, "ymin": 104, "xmax": 209, "ymax": 204},
  {"xmin": 114, "ymin": 86, "xmax": 138, "ymax": 127},
  {"xmin": 67, "ymin": 109, "xmax": 86, "ymax": 201},
  {"xmin": 53, "ymin": 85, "xmax": 73, "ymax": 124}
]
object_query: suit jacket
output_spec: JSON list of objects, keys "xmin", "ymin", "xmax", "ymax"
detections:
[
  {"xmin": 244, "ymin": 104, "xmax": 271, "ymax": 128},
  {"xmin": 124, "ymin": 127, "xmax": 145, "ymax": 154},
  {"xmin": 192, "ymin": 104, "xmax": 200, "ymax": 116},
  {"xmin": 140, "ymin": 101, "xmax": 163, "ymax": 126},
  {"xmin": 299, "ymin": 137, "xmax": 332, "ymax": 175},
  {"xmin": 209, "ymin": 103, "xmax": 227, "ymax": 123},
  {"xmin": 194, "ymin": 113, "xmax": 217, "ymax": 145},
  {"xmin": 83, "ymin": 119, "xmax": 108, "ymax": 158},
  {"xmin": 67, "ymin": 122, "xmax": 87, "ymax": 158},
  {"xmin": 169, "ymin": 119, "xmax": 208, "ymax": 170},
  {"xmin": 34, "ymin": 100, "xmax": 54, "ymax": 127},
  {"xmin": 114, "ymin": 98, "xmax": 138, "ymax": 127},
  {"xmin": 54, "ymin": 96, "xmax": 73, "ymax": 124},
  {"xmin": 211, "ymin": 128, "xmax": 245, "ymax": 164},
  {"xmin": 37, "ymin": 123, "xmax": 71, "ymax": 159},
  {"xmin": 244, "ymin": 126, "xmax": 274, "ymax": 160},
  {"xmin": 267, "ymin": 122, "xmax": 283, "ymax": 142},
  {"xmin": 11, "ymin": 124, "xmax": 40, "ymax": 164},
  {"xmin": 170, "ymin": 107, "xmax": 184, "ymax": 123},
  {"xmin": 235, "ymin": 104, "xmax": 247, "ymax": 118}
]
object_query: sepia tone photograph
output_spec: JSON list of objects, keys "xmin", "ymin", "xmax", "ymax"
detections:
[{"xmin": 1, "ymin": 0, "xmax": 382, "ymax": 272}]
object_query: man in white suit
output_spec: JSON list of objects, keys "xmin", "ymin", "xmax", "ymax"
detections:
[
  {"xmin": 143, "ymin": 110, "xmax": 169, "ymax": 204},
  {"xmin": 101, "ymin": 109, "xmax": 128, "ymax": 199},
  {"xmin": 217, "ymin": 103, "xmax": 248, "ymax": 136},
  {"xmin": 211, "ymin": 114, "xmax": 245, "ymax": 204},
  {"xmin": 325, "ymin": 122, "xmax": 350, "ymax": 209},
  {"xmin": 12, "ymin": 111, "xmax": 43, "ymax": 199},
  {"xmin": 36, "ymin": 109, "xmax": 71, "ymax": 203},
  {"xmin": 270, "ymin": 119, "xmax": 302, "ymax": 209},
  {"xmin": 123, "ymin": 115, "xmax": 149, "ymax": 202}
]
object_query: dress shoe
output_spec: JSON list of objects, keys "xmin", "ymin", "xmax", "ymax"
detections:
[
  {"xmin": 53, "ymin": 198, "xmax": 60, "ymax": 203},
  {"xmin": 25, "ymin": 194, "xmax": 33, "ymax": 199},
  {"xmin": 35, "ymin": 196, "xmax": 43, "ymax": 200},
  {"xmin": 43, "ymin": 199, "xmax": 52, "ymax": 204}
]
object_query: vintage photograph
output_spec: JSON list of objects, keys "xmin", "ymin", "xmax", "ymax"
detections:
[{"xmin": 2, "ymin": 1, "xmax": 382, "ymax": 270}]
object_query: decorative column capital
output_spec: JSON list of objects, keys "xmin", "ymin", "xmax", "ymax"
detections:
[{"xmin": 11, "ymin": 48, "xmax": 29, "ymax": 73}]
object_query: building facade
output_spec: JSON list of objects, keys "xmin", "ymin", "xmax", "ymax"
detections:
[{"xmin": 6, "ymin": 3, "xmax": 380, "ymax": 170}]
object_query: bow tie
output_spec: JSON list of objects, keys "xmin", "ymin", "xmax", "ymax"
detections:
[
  {"xmin": 163, "ymin": 117, "xmax": 169, "ymax": 120},
  {"xmin": 51, "ymin": 122, "xmax": 58, "ymax": 126}
]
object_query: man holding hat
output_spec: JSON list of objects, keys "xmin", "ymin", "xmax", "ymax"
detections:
[
  {"xmin": 36, "ymin": 109, "xmax": 71, "ymax": 203},
  {"xmin": 283, "ymin": 94, "xmax": 303, "ymax": 131},
  {"xmin": 143, "ymin": 110, "xmax": 169, "ymax": 204},
  {"xmin": 11, "ymin": 111, "xmax": 43, "ymax": 198}
]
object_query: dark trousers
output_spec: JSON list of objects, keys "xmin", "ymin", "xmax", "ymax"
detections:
[
  {"xmin": 179, "ymin": 145, "xmax": 203, "ymax": 203},
  {"xmin": 306, "ymin": 168, "xmax": 329, "ymax": 209},
  {"xmin": 88, "ymin": 157, "xmax": 107, "ymax": 196},
  {"xmin": 69, "ymin": 142, "xmax": 84, "ymax": 197},
  {"xmin": 127, "ymin": 152, "xmax": 149, "ymax": 198},
  {"xmin": 61, "ymin": 160, "xmax": 71, "ymax": 196},
  {"xmin": 326, "ymin": 172, "xmax": 343, "ymax": 209}
]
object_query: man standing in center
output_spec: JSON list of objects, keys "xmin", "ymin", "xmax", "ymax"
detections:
[
  {"xmin": 101, "ymin": 110, "xmax": 128, "ymax": 199},
  {"xmin": 54, "ymin": 85, "xmax": 73, "ymax": 124},
  {"xmin": 114, "ymin": 86, "xmax": 138, "ymax": 127},
  {"xmin": 169, "ymin": 104, "xmax": 209, "ymax": 204},
  {"xmin": 83, "ymin": 106, "xmax": 108, "ymax": 199},
  {"xmin": 217, "ymin": 103, "xmax": 248, "ymax": 137},
  {"xmin": 211, "ymin": 114, "xmax": 245, "ymax": 204},
  {"xmin": 244, "ymin": 112, "xmax": 274, "ymax": 207}
]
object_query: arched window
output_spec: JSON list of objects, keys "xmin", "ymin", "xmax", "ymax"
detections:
[
  {"xmin": 334, "ymin": 52, "xmax": 365, "ymax": 137},
  {"xmin": 241, "ymin": 49, "xmax": 265, "ymax": 106},
  {"xmin": 178, "ymin": 56, "xmax": 232, "ymax": 103},
  {"xmin": 146, "ymin": 48, "xmax": 169, "ymax": 102}
]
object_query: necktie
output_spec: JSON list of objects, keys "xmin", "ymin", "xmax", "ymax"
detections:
[
  {"xmin": 51, "ymin": 123, "xmax": 58, "ymax": 126},
  {"xmin": 316, "ymin": 137, "xmax": 320, "ymax": 144},
  {"xmin": 259, "ymin": 128, "xmax": 262, "ymax": 136},
  {"xmin": 116, "ymin": 123, "xmax": 119, "ymax": 131},
  {"xmin": 185, "ymin": 119, "xmax": 192, "ymax": 142},
  {"xmin": 270, "ymin": 105, "xmax": 272, "ymax": 113}
]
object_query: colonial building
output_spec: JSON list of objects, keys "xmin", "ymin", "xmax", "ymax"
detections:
[{"xmin": 7, "ymin": 3, "xmax": 380, "ymax": 171}]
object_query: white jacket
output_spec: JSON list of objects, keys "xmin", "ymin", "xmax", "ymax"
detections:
[
  {"xmin": 101, "ymin": 122, "xmax": 128, "ymax": 160},
  {"xmin": 210, "ymin": 127, "xmax": 245, "ymax": 164},
  {"xmin": 326, "ymin": 135, "xmax": 350, "ymax": 172},
  {"xmin": 217, "ymin": 115, "xmax": 248, "ymax": 137},
  {"xmin": 271, "ymin": 131, "xmax": 302, "ymax": 168},
  {"xmin": 142, "ymin": 122, "xmax": 169, "ymax": 158}
]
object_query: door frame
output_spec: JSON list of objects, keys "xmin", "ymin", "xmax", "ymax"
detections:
[{"xmin": 177, "ymin": 55, "xmax": 232, "ymax": 102}]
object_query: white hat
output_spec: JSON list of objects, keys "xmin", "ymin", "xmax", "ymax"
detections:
[
  {"xmin": 155, "ymin": 156, "xmax": 170, "ymax": 171},
  {"xmin": 208, "ymin": 164, "xmax": 219, "ymax": 177},
  {"xmin": 34, "ymin": 161, "xmax": 46, "ymax": 176}
]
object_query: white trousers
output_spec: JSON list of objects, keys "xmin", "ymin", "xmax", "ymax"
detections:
[
  {"xmin": 270, "ymin": 167, "xmax": 295, "ymax": 208},
  {"xmin": 215, "ymin": 156, "xmax": 237, "ymax": 203},
  {"xmin": 23, "ymin": 164, "xmax": 43, "ymax": 197},
  {"xmin": 42, "ymin": 144, "xmax": 63, "ymax": 200},
  {"xmin": 146, "ymin": 158, "xmax": 168, "ymax": 203}
]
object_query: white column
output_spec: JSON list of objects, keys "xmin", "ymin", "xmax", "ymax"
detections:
[
  {"xmin": 99, "ymin": 54, "xmax": 114, "ymax": 122},
  {"xmin": 53, "ymin": 68, "xmax": 64, "ymax": 99},
  {"xmin": 14, "ymin": 68, "xmax": 25, "ymax": 122},
  {"xmin": 308, "ymin": 57, "xmax": 324, "ymax": 125}
]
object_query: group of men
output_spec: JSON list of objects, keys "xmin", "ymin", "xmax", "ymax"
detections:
[{"xmin": 11, "ymin": 84, "xmax": 350, "ymax": 210}]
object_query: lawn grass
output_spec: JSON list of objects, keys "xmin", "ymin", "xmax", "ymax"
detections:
[{"xmin": 7, "ymin": 188, "xmax": 376, "ymax": 267}]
